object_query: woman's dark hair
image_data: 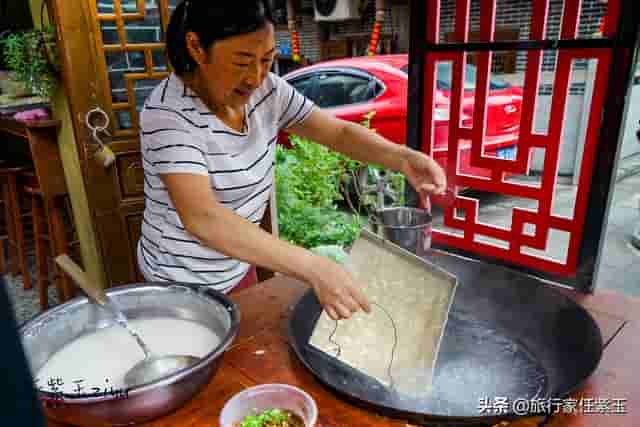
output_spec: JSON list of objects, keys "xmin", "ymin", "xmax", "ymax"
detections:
[{"xmin": 166, "ymin": 0, "xmax": 274, "ymax": 75}]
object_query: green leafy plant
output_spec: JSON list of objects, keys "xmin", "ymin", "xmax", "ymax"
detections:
[
  {"xmin": 1, "ymin": 26, "xmax": 59, "ymax": 99},
  {"xmin": 275, "ymin": 111, "xmax": 408, "ymax": 252},
  {"xmin": 275, "ymin": 135, "xmax": 363, "ymax": 249}
]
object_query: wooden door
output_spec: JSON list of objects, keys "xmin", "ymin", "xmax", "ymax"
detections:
[{"xmin": 47, "ymin": 0, "xmax": 177, "ymax": 286}]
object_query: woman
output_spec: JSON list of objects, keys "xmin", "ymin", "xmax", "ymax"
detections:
[{"xmin": 137, "ymin": 0, "xmax": 446, "ymax": 321}]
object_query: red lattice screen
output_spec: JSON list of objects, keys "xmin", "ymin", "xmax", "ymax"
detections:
[{"xmin": 423, "ymin": 0, "xmax": 621, "ymax": 277}]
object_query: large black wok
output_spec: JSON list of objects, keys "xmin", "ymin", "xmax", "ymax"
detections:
[{"xmin": 288, "ymin": 250, "xmax": 603, "ymax": 425}]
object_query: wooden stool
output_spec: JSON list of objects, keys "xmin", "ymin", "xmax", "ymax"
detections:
[
  {"xmin": 0, "ymin": 165, "xmax": 33, "ymax": 288},
  {"xmin": 23, "ymin": 177, "xmax": 77, "ymax": 310}
]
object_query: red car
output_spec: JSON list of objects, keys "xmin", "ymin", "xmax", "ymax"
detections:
[{"xmin": 281, "ymin": 54, "xmax": 523, "ymax": 178}]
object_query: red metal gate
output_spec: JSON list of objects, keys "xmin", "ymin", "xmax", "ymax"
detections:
[{"xmin": 407, "ymin": 0, "xmax": 638, "ymax": 290}]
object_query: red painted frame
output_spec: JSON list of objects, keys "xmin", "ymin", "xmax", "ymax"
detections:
[{"xmin": 422, "ymin": 0, "xmax": 620, "ymax": 277}]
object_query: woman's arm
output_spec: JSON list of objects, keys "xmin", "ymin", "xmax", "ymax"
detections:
[
  {"xmin": 160, "ymin": 173, "xmax": 370, "ymax": 320},
  {"xmin": 288, "ymin": 107, "xmax": 407, "ymax": 172},
  {"xmin": 287, "ymin": 108, "xmax": 447, "ymax": 201}
]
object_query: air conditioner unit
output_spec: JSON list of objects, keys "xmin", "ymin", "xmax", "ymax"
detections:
[{"xmin": 313, "ymin": 0, "xmax": 361, "ymax": 22}]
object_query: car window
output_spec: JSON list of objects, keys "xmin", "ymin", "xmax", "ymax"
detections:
[
  {"xmin": 289, "ymin": 75, "xmax": 314, "ymax": 97},
  {"xmin": 489, "ymin": 75, "xmax": 512, "ymax": 90},
  {"xmin": 401, "ymin": 63, "xmax": 511, "ymax": 91},
  {"xmin": 437, "ymin": 63, "xmax": 512, "ymax": 91},
  {"xmin": 436, "ymin": 63, "xmax": 476, "ymax": 91},
  {"xmin": 314, "ymin": 73, "xmax": 372, "ymax": 108}
]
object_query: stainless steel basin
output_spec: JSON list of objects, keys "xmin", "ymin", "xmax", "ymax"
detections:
[{"xmin": 19, "ymin": 282, "xmax": 240, "ymax": 426}]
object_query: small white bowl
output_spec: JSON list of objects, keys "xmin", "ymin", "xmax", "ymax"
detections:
[{"xmin": 219, "ymin": 383, "xmax": 318, "ymax": 427}]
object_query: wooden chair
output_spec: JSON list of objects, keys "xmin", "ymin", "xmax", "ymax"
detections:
[
  {"xmin": 22, "ymin": 170, "xmax": 78, "ymax": 310},
  {"xmin": 0, "ymin": 165, "xmax": 33, "ymax": 288}
]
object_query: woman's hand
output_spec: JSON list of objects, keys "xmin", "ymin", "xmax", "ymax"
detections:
[
  {"xmin": 400, "ymin": 148, "xmax": 447, "ymax": 205},
  {"xmin": 304, "ymin": 255, "xmax": 371, "ymax": 320}
]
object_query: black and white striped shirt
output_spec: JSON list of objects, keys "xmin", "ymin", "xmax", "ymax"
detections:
[{"xmin": 137, "ymin": 72, "xmax": 314, "ymax": 292}]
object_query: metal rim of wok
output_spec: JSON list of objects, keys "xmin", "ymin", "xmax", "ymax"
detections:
[
  {"xmin": 21, "ymin": 282, "xmax": 241, "ymax": 403},
  {"xmin": 287, "ymin": 274, "xmax": 604, "ymax": 425}
]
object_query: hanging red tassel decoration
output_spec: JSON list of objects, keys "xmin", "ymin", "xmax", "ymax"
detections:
[
  {"xmin": 367, "ymin": 21, "xmax": 382, "ymax": 56},
  {"xmin": 291, "ymin": 29, "xmax": 301, "ymax": 63}
]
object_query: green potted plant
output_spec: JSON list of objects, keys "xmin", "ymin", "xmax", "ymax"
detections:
[{"xmin": 0, "ymin": 25, "xmax": 59, "ymax": 99}]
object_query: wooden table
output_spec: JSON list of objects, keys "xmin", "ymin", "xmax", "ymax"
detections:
[
  {"xmin": 0, "ymin": 117, "xmax": 74, "ymax": 300},
  {"xmin": 0, "ymin": 118, "xmax": 66, "ymax": 200},
  {"xmin": 46, "ymin": 272, "xmax": 638, "ymax": 427}
]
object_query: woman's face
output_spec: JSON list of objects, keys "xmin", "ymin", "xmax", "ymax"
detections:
[{"xmin": 189, "ymin": 23, "xmax": 276, "ymax": 110}]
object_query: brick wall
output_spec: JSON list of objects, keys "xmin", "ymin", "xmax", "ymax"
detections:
[
  {"xmin": 439, "ymin": 0, "xmax": 607, "ymax": 73},
  {"xmin": 275, "ymin": 13, "xmax": 323, "ymax": 62},
  {"xmin": 328, "ymin": 2, "xmax": 395, "ymax": 56},
  {"xmin": 274, "ymin": 0, "xmax": 395, "ymax": 63}
]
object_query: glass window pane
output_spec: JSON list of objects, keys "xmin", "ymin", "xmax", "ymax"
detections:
[
  {"xmin": 101, "ymin": 21, "xmax": 119, "ymax": 45},
  {"xmin": 290, "ymin": 76, "xmax": 313, "ymax": 97},
  {"xmin": 374, "ymin": 82, "xmax": 384, "ymax": 97},
  {"xmin": 97, "ymin": 0, "xmax": 114, "ymax": 14},
  {"xmin": 121, "ymin": 0, "xmax": 138, "ymax": 13},
  {"xmin": 125, "ymin": 1, "xmax": 162, "ymax": 44},
  {"xmin": 127, "ymin": 51, "xmax": 146, "ymax": 69},
  {"xmin": 105, "ymin": 51, "xmax": 128, "ymax": 102},
  {"xmin": 314, "ymin": 74, "xmax": 370, "ymax": 108},
  {"xmin": 435, "ymin": 63, "xmax": 476, "ymax": 91},
  {"xmin": 108, "ymin": 73, "xmax": 128, "ymax": 103},
  {"xmin": 134, "ymin": 79, "xmax": 162, "ymax": 110},
  {"xmin": 152, "ymin": 49, "xmax": 168, "ymax": 72},
  {"xmin": 346, "ymin": 78, "xmax": 373, "ymax": 104},
  {"xmin": 105, "ymin": 50, "xmax": 149, "ymax": 103},
  {"xmin": 116, "ymin": 111, "xmax": 133, "ymax": 130},
  {"xmin": 105, "ymin": 51, "xmax": 127, "ymax": 72},
  {"xmin": 435, "ymin": 63, "xmax": 510, "ymax": 91}
]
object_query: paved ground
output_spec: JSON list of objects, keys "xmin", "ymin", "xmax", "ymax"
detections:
[
  {"xmin": 4, "ymin": 156, "xmax": 640, "ymax": 325},
  {"xmin": 595, "ymin": 162, "xmax": 640, "ymax": 295},
  {"xmin": 4, "ymin": 262, "xmax": 60, "ymax": 325},
  {"xmin": 430, "ymin": 154, "xmax": 640, "ymax": 297}
]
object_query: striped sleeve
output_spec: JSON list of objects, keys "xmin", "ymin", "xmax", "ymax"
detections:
[
  {"xmin": 272, "ymin": 73, "xmax": 315, "ymax": 131},
  {"xmin": 140, "ymin": 108, "xmax": 209, "ymax": 176}
]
